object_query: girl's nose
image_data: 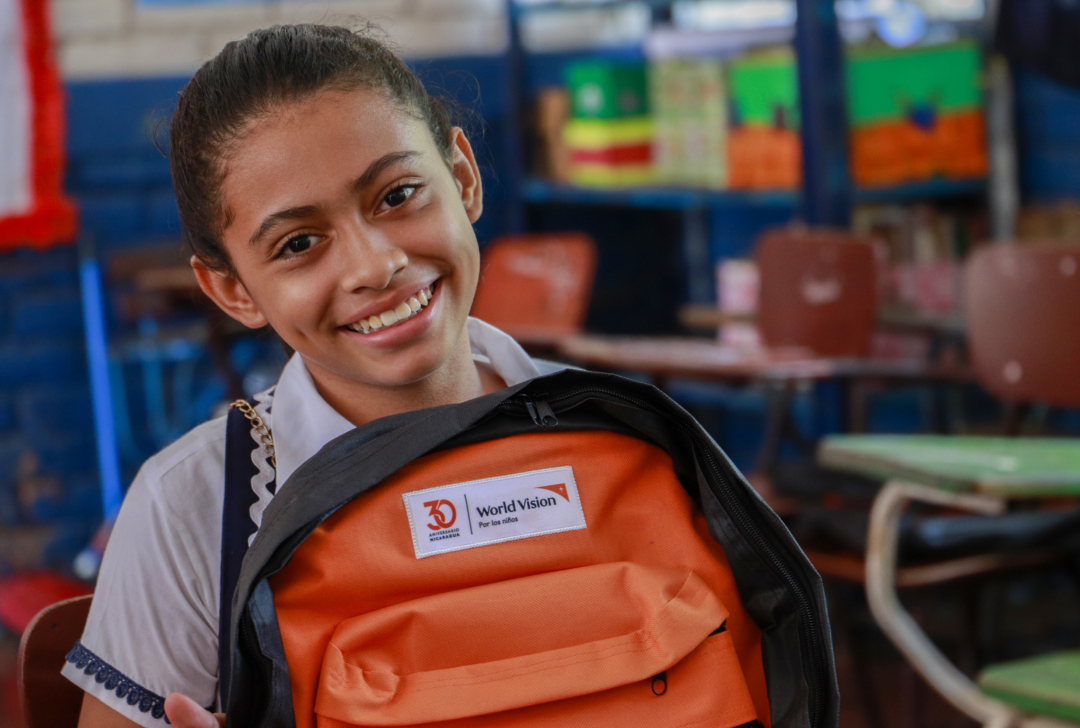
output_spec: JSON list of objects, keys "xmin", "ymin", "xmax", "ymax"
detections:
[{"xmin": 336, "ymin": 226, "xmax": 409, "ymax": 292}]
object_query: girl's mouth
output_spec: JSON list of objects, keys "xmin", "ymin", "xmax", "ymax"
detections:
[{"xmin": 343, "ymin": 282, "xmax": 437, "ymax": 335}]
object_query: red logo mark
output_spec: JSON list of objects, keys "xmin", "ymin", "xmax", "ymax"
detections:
[
  {"xmin": 538, "ymin": 483, "xmax": 570, "ymax": 501},
  {"xmin": 424, "ymin": 499, "xmax": 457, "ymax": 530}
]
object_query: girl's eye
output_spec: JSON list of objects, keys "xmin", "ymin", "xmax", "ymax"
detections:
[
  {"xmin": 381, "ymin": 184, "xmax": 418, "ymax": 210},
  {"xmin": 280, "ymin": 234, "xmax": 317, "ymax": 257}
]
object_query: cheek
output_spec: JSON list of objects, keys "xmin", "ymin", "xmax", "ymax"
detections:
[
  {"xmin": 439, "ymin": 228, "xmax": 480, "ymax": 309},
  {"xmin": 249, "ymin": 265, "xmax": 337, "ymax": 332},
  {"xmin": 399, "ymin": 197, "xmax": 481, "ymax": 279}
]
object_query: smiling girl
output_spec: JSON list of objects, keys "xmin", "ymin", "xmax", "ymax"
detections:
[{"xmin": 64, "ymin": 24, "xmax": 560, "ymax": 728}]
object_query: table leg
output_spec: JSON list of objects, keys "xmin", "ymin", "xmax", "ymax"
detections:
[
  {"xmin": 864, "ymin": 480, "xmax": 1020, "ymax": 728},
  {"xmin": 755, "ymin": 381, "xmax": 796, "ymax": 472},
  {"xmin": 845, "ymin": 377, "xmax": 868, "ymax": 434}
]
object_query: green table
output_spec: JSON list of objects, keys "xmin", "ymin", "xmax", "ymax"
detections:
[
  {"xmin": 819, "ymin": 435, "xmax": 1080, "ymax": 728},
  {"xmin": 820, "ymin": 435, "xmax": 1080, "ymax": 497},
  {"xmin": 981, "ymin": 652, "xmax": 1080, "ymax": 725}
]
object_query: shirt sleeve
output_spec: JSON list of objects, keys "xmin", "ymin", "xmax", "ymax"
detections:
[{"xmin": 63, "ymin": 424, "xmax": 225, "ymax": 727}]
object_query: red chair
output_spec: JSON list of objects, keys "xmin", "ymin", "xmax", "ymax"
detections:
[
  {"xmin": 471, "ymin": 234, "xmax": 598, "ymax": 348},
  {"xmin": 966, "ymin": 243, "xmax": 1080, "ymax": 410},
  {"xmin": 18, "ymin": 595, "xmax": 92, "ymax": 728},
  {"xmin": 756, "ymin": 228, "xmax": 883, "ymax": 358}
]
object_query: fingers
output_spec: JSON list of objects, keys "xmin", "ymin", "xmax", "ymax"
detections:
[{"xmin": 163, "ymin": 693, "xmax": 226, "ymax": 728}]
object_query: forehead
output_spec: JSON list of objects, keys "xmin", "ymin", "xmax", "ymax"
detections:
[{"xmin": 221, "ymin": 88, "xmax": 434, "ymax": 226}]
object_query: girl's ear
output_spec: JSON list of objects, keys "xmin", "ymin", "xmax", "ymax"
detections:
[
  {"xmin": 190, "ymin": 256, "xmax": 269, "ymax": 329},
  {"xmin": 448, "ymin": 127, "xmax": 483, "ymax": 223}
]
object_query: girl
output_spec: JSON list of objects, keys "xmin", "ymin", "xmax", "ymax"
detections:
[{"xmin": 64, "ymin": 23, "xmax": 562, "ymax": 727}]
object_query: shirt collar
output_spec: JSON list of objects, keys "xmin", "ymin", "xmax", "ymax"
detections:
[{"xmin": 269, "ymin": 317, "xmax": 541, "ymax": 487}]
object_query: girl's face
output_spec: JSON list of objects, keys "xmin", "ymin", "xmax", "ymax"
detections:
[{"xmin": 195, "ymin": 88, "xmax": 484, "ymax": 391}]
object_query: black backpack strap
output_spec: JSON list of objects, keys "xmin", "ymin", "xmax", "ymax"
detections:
[{"xmin": 218, "ymin": 400, "xmax": 268, "ymax": 707}]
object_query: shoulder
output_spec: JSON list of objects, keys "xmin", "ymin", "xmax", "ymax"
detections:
[
  {"xmin": 143, "ymin": 414, "xmax": 228, "ymax": 482},
  {"xmin": 133, "ymin": 415, "xmax": 229, "ymax": 521},
  {"xmin": 135, "ymin": 384, "xmax": 274, "ymax": 514}
]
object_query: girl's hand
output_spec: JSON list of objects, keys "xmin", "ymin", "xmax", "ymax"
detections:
[{"xmin": 163, "ymin": 693, "xmax": 226, "ymax": 727}]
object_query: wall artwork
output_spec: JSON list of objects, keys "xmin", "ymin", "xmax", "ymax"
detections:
[{"xmin": 0, "ymin": 0, "xmax": 76, "ymax": 250}]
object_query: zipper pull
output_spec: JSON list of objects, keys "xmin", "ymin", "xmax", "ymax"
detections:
[
  {"xmin": 651, "ymin": 670, "xmax": 667, "ymax": 696},
  {"xmin": 534, "ymin": 398, "xmax": 558, "ymax": 427},
  {"xmin": 520, "ymin": 394, "xmax": 558, "ymax": 427},
  {"xmin": 520, "ymin": 394, "xmax": 541, "ymax": 425}
]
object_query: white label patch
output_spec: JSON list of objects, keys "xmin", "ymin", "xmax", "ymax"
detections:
[{"xmin": 403, "ymin": 466, "xmax": 586, "ymax": 559}]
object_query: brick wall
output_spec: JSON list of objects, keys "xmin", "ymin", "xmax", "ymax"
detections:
[
  {"xmin": 0, "ymin": 245, "xmax": 99, "ymax": 564},
  {"xmin": 52, "ymin": 0, "xmax": 507, "ymax": 80},
  {"xmin": 0, "ymin": 0, "xmax": 509, "ymax": 565}
]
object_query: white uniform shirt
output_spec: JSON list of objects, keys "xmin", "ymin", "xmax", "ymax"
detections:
[{"xmin": 62, "ymin": 319, "xmax": 552, "ymax": 726}]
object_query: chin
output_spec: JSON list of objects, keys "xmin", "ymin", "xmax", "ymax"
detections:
[{"xmin": 344, "ymin": 346, "xmax": 451, "ymax": 389}]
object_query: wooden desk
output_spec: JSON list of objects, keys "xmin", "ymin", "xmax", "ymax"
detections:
[
  {"xmin": 821, "ymin": 434, "xmax": 1080, "ymax": 728},
  {"xmin": 678, "ymin": 303, "xmax": 966, "ymax": 338},
  {"xmin": 492, "ymin": 325, "xmax": 584, "ymax": 360},
  {"xmin": 557, "ymin": 334, "xmax": 970, "ymax": 471},
  {"xmin": 557, "ymin": 334, "xmax": 969, "ymax": 385}
]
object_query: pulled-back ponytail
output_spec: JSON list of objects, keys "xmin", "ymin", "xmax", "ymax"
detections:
[{"xmin": 168, "ymin": 23, "xmax": 456, "ymax": 274}]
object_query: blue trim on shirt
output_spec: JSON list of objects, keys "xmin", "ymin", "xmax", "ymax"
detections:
[{"xmin": 66, "ymin": 640, "xmax": 170, "ymax": 723}]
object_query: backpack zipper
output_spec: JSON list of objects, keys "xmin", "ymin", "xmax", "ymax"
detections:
[
  {"xmin": 233, "ymin": 614, "xmax": 268, "ymax": 721},
  {"xmin": 503, "ymin": 387, "xmax": 828, "ymax": 728},
  {"xmin": 518, "ymin": 393, "xmax": 559, "ymax": 427}
]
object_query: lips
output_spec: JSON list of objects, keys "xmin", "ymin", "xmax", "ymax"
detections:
[{"xmin": 343, "ymin": 282, "xmax": 436, "ymax": 334}]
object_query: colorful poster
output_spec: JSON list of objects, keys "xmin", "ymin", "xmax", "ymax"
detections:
[{"xmin": 0, "ymin": 0, "xmax": 76, "ymax": 250}]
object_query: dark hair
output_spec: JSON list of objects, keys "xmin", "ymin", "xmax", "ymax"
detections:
[{"xmin": 168, "ymin": 23, "xmax": 456, "ymax": 274}]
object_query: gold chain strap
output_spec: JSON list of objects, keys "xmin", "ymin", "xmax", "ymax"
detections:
[{"xmin": 230, "ymin": 399, "xmax": 276, "ymax": 469}]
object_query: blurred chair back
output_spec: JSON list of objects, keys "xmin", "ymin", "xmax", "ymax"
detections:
[
  {"xmin": 756, "ymin": 229, "xmax": 881, "ymax": 357},
  {"xmin": 18, "ymin": 595, "xmax": 92, "ymax": 728},
  {"xmin": 471, "ymin": 234, "xmax": 598, "ymax": 344},
  {"xmin": 966, "ymin": 243, "xmax": 1080, "ymax": 407}
]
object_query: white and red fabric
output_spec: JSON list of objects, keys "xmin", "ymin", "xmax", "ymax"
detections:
[{"xmin": 0, "ymin": 0, "xmax": 76, "ymax": 251}]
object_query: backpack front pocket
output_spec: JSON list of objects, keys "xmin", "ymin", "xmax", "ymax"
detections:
[{"xmin": 314, "ymin": 562, "xmax": 746, "ymax": 726}]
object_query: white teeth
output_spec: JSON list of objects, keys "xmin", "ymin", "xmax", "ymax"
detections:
[{"xmin": 348, "ymin": 283, "xmax": 436, "ymax": 334}]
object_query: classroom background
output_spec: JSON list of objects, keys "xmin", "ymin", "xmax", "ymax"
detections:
[{"xmin": 4, "ymin": 0, "xmax": 1080, "ymax": 726}]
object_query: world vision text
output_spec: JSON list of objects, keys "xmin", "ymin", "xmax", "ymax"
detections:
[{"xmin": 474, "ymin": 496, "xmax": 559, "ymax": 518}]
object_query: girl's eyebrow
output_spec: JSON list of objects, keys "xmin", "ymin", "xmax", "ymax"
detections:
[
  {"xmin": 351, "ymin": 150, "xmax": 421, "ymax": 193},
  {"xmin": 247, "ymin": 151, "xmax": 421, "ymax": 248},
  {"xmin": 248, "ymin": 205, "xmax": 320, "ymax": 248}
]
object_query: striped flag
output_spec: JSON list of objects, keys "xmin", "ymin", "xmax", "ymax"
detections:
[{"xmin": 0, "ymin": 0, "xmax": 76, "ymax": 250}]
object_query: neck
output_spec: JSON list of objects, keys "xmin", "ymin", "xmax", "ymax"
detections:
[{"xmin": 303, "ymin": 333, "xmax": 506, "ymax": 428}]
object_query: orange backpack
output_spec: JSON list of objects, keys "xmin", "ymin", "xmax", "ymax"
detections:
[{"xmin": 219, "ymin": 370, "xmax": 837, "ymax": 728}]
